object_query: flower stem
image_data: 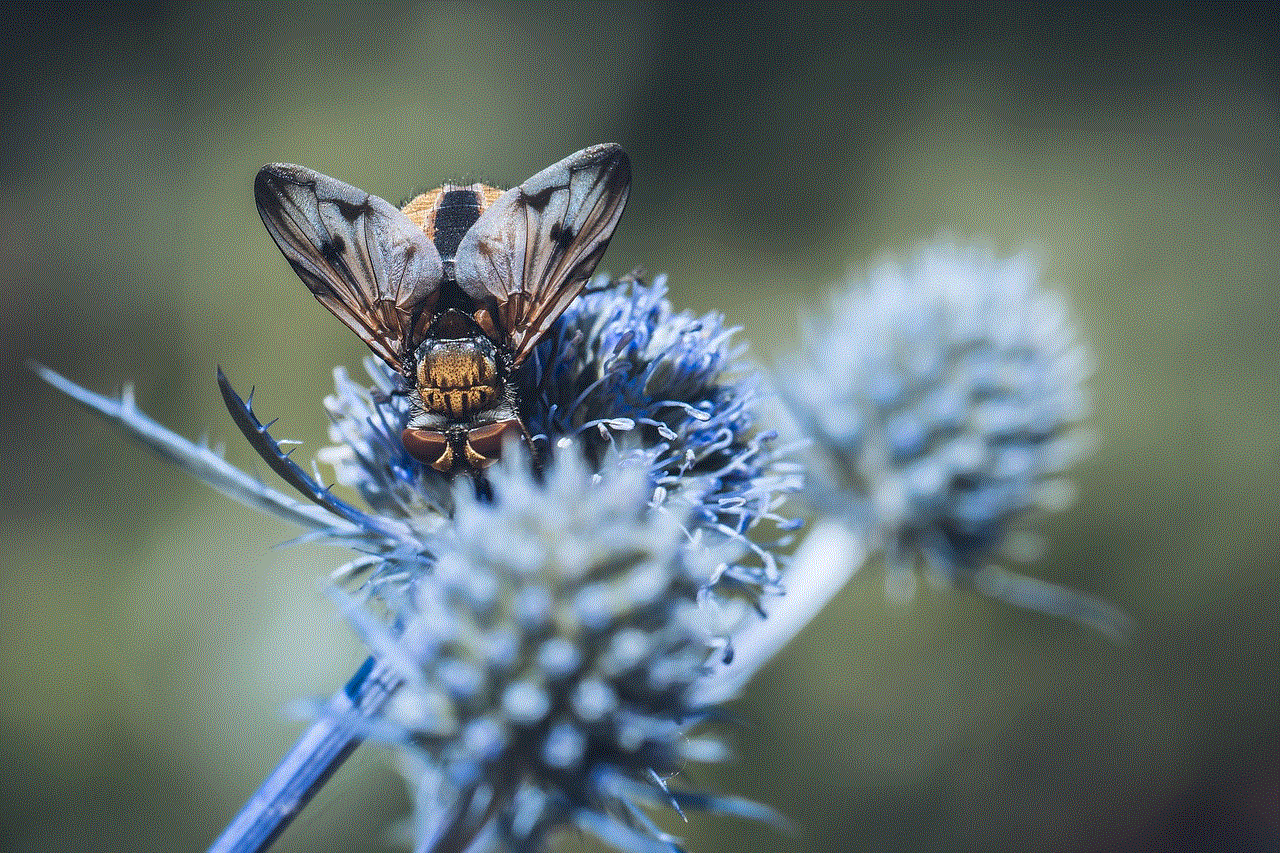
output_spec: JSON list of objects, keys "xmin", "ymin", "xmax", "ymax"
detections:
[
  {"xmin": 694, "ymin": 520, "xmax": 868, "ymax": 706},
  {"xmin": 206, "ymin": 656, "xmax": 403, "ymax": 853}
]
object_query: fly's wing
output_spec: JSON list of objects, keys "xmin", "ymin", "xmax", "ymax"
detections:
[
  {"xmin": 453, "ymin": 144, "xmax": 631, "ymax": 365},
  {"xmin": 254, "ymin": 164, "xmax": 443, "ymax": 370}
]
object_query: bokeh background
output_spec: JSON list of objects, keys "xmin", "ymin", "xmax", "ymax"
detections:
[{"xmin": 2, "ymin": 4, "xmax": 1276, "ymax": 851}]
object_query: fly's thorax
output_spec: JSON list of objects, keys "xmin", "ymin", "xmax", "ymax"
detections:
[{"xmin": 414, "ymin": 335, "xmax": 504, "ymax": 418}]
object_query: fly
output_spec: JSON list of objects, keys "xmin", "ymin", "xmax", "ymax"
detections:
[{"xmin": 253, "ymin": 144, "xmax": 631, "ymax": 474}]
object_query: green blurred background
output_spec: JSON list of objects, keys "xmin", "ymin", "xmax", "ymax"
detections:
[{"xmin": 2, "ymin": 4, "xmax": 1275, "ymax": 851}]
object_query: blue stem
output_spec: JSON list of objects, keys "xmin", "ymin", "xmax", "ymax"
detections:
[{"xmin": 206, "ymin": 656, "xmax": 403, "ymax": 853}]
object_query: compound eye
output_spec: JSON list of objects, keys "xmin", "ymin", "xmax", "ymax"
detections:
[
  {"xmin": 402, "ymin": 428, "xmax": 453, "ymax": 472},
  {"xmin": 464, "ymin": 419, "xmax": 526, "ymax": 468}
]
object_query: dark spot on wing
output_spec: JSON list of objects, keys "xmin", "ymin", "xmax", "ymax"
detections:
[
  {"xmin": 333, "ymin": 198, "xmax": 370, "ymax": 222},
  {"xmin": 523, "ymin": 186, "xmax": 555, "ymax": 212},
  {"xmin": 549, "ymin": 222, "xmax": 575, "ymax": 250},
  {"xmin": 320, "ymin": 235, "xmax": 345, "ymax": 263}
]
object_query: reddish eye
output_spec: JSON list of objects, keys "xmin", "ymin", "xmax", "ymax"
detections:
[
  {"xmin": 402, "ymin": 428, "xmax": 451, "ymax": 470},
  {"xmin": 466, "ymin": 419, "xmax": 525, "ymax": 463}
]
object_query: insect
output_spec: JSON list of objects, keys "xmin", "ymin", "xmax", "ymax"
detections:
[{"xmin": 254, "ymin": 144, "xmax": 631, "ymax": 475}]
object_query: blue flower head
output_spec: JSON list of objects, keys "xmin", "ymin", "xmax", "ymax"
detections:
[
  {"xmin": 38, "ymin": 272, "xmax": 800, "ymax": 853},
  {"xmin": 293, "ymin": 274, "xmax": 801, "ymax": 851},
  {"xmin": 321, "ymin": 274, "xmax": 799, "ymax": 596},
  {"xmin": 340, "ymin": 447, "xmax": 783, "ymax": 853},
  {"xmin": 779, "ymin": 244, "xmax": 1125, "ymax": 636},
  {"xmin": 310, "ymin": 274, "xmax": 800, "ymax": 851}
]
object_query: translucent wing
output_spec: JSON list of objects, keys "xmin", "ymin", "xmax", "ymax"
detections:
[
  {"xmin": 454, "ymin": 144, "xmax": 631, "ymax": 365},
  {"xmin": 254, "ymin": 164, "xmax": 443, "ymax": 370}
]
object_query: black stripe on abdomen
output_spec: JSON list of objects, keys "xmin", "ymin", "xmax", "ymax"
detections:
[{"xmin": 432, "ymin": 189, "xmax": 483, "ymax": 262}]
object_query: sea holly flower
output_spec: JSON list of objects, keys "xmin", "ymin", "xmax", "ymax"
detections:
[
  {"xmin": 311, "ymin": 275, "xmax": 803, "ymax": 851},
  {"xmin": 36, "ymin": 242, "xmax": 1128, "ymax": 853},
  {"xmin": 319, "ymin": 274, "xmax": 800, "ymax": 598},
  {"xmin": 777, "ymin": 243, "xmax": 1129, "ymax": 639},
  {"xmin": 522, "ymin": 273, "xmax": 791, "ymax": 562},
  {"xmin": 332, "ymin": 447, "xmax": 786, "ymax": 853},
  {"xmin": 37, "ymin": 273, "xmax": 805, "ymax": 853}
]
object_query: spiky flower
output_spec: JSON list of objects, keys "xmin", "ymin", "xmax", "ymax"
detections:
[
  {"xmin": 299, "ymin": 274, "xmax": 801, "ymax": 852},
  {"xmin": 320, "ymin": 274, "xmax": 798, "ymax": 596},
  {"xmin": 38, "ymin": 272, "xmax": 803, "ymax": 853},
  {"xmin": 334, "ymin": 448, "xmax": 782, "ymax": 853},
  {"xmin": 523, "ymin": 274, "xmax": 791, "ymax": 559},
  {"xmin": 778, "ymin": 244, "xmax": 1125, "ymax": 636}
]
